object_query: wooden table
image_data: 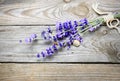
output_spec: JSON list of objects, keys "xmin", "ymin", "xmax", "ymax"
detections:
[{"xmin": 0, "ymin": 0, "xmax": 120, "ymax": 81}]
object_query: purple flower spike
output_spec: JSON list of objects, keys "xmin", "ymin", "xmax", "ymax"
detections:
[
  {"xmin": 41, "ymin": 52, "xmax": 46, "ymax": 57},
  {"xmin": 41, "ymin": 31, "xmax": 47, "ymax": 39},
  {"xmin": 31, "ymin": 34, "xmax": 37, "ymax": 39},
  {"xmin": 56, "ymin": 33, "xmax": 63, "ymax": 39},
  {"xmin": 79, "ymin": 18, "xmax": 88, "ymax": 26},
  {"xmin": 46, "ymin": 49, "xmax": 51, "ymax": 55},
  {"xmin": 89, "ymin": 27, "xmax": 95, "ymax": 32},
  {"xmin": 65, "ymin": 32, "xmax": 69, "ymax": 37},
  {"xmin": 68, "ymin": 21, "xmax": 73, "ymax": 29},
  {"xmin": 74, "ymin": 20, "xmax": 78, "ymax": 27},
  {"xmin": 59, "ymin": 42, "xmax": 63, "ymax": 48},
  {"xmin": 48, "ymin": 27, "xmax": 52, "ymax": 33},
  {"xmin": 84, "ymin": 18, "xmax": 88, "ymax": 25},
  {"xmin": 19, "ymin": 40, "xmax": 22, "ymax": 43},
  {"xmin": 56, "ymin": 22, "xmax": 63, "ymax": 32},
  {"xmin": 58, "ymin": 23, "xmax": 63, "ymax": 31},
  {"xmin": 80, "ymin": 26, "xmax": 85, "ymax": 30},
  {"xmin": 63, "ymin": 22, "xmax": 69, "ymax": 30},
  {"xmin": 67, "ymin": 41, "xmax": 71, "ymax": 50},
  {"xmin": 69, "ymin": 36, "xmax": 73, "ymax": 44},
  {"xmin": 53, "ymin": 36, "xmax": 57, "ymax": 42},
  {"xmin": 49, "ymin": 47, "xmax": 54, "ymax": 53},
  {"xmin": 74, "ymin": 34, "xmax": 83, "ymax": 42},
  {"xmin": 52, "ymin": 44, "xmax": 57, "ymax": 51},
  {"xmin": 25, "ymin": 37, "xmax": 32, "ymax": 43},
  {"xmin": 71, "ymin": 29, "xmax": 77, "ymax": 35},
  {"xmin": 80, "ymin": 38, "xmax": 83, "ymax": 43},
  {"xmin": 37, "ymin": 53, "xmax": 40, "ymax": 58}
]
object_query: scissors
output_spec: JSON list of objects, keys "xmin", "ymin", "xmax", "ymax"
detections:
[{"xmin": 92, "ymin": 3, "xmax": 120, "ymax": 33}]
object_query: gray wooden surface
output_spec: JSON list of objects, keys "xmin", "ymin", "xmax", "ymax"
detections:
[
  {"xmin": 0, "ymin": 25, "xmax": 120, "ymax": 62},
  {"xmin": 0, "ymin": 0, "xmax": 119, "ymax": 25},
  {"xmin": 0, "ymin": 64, "xmax": 120, "ymax": 81},
  {"xmin": 0, "ymin": 0, "xmax": 120, "ymax": 63},
  {"xmin": 0, "ymin": 0, "xmax": 120, "ymax": 81}
]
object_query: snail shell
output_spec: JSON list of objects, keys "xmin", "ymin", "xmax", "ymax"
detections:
[{"xmin": 73, "ymin": 40, "xmax": 80, "ymax": 47}]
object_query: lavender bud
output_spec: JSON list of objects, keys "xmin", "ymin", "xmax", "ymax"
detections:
[
  {"xmin": 59, "ymin": 42, "xmax": 63, "ymax": 48},
  {"xmin": 48, "ymin": 47, "xmax": 54, "ymax": 54},
  {"xmin": 37, "ymin": 53, "xmax": 40, "ymax": 58},
  {"xmin": 74, "ymin": 20, "xmax": 78, "ymax": 27},
  {"xmin": 79, "ymin": 18, "xmax": 88, "ymax": 26},
  {"xmin": 67, "ymin": 41, "xmax": 71, "ymax": 50},
  {"xmin": 19, "ymin": 40, "xmax": 22, "ymax": 43},
  {"xmin": 56, "ymin": 33, "xmax": 63, "ymax": 39},
  {"xmin": 65, "ymin": 32, "xmax": 69, "ymax": 37},
  {"xmin": 52, "ymin": 44, "xmax": 58, "ymax": 51},
  {"xmin": 68, "ymin": 21, "xmax": 73, "ymax": 29},
  {"xmin": 25, "ymin": 37, "xmax": 32, "ymax": 43},
  {"xmin": 63, "ymin": 22, "xmax": 69, "ymax": 30},
  {"xmin": 30, "ymin": 33, "xmax": 37, "ymax": 39},
  {"xmin": 53, "ymin": 36, "xmax": 57, "ymax": 42},
  {"xmin": 41, "ymin": 31, "xmax": 47, "ymax": 39},
  {"xmin": 48, "ymin": 27, "xmax": 52, "ymax": 33},
  {"xmin": 89, "ymin": 27, "xmax": 95, "ymax": 32},
  {"xmin": 46, "ymin": 49, "xmax": 51, "ymax": 55},
  {"xmin": 41, "ymin": 52, "xmax": 46, "ymax": 57}
]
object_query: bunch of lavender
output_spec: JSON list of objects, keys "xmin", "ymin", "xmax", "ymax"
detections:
[
  {"xmin": 37, "ymin": 18, "xmax": 103, "ymax": 58},
  {"xmin": 19, "ymin": 18, "xmax": 103, "ymax": 58}
]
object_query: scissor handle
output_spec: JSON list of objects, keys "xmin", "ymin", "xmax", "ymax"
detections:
[{"xmin": 106, "ymin": 19, "xmax": 119, "ymax": 29}]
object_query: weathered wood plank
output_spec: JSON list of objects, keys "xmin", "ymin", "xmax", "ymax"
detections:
[
  {"xmin": 0, "ymin": 26, "xmax": 120, "ymax": 62},
  {"xmin": 0, "ymin": 0, "xmax": 120, "ymax": 25},
  {"xmin": 0, "ymin": 64, "xmax": 120, "ymax": 81}
]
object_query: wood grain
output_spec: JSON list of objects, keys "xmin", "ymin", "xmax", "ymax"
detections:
[
  {"xmin": 0, "ymin": 0, "xmax": 120, "ymax": 25},
  {"xmin": 0, "ymin": 64, "xmax": 120, "ymax": 81},
  {"xmin": 0, "ymin": 25, "xmax": 120, "ymax": 62}
]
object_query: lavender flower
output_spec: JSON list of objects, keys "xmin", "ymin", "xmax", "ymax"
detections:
[
  {"xmin": 46, "ymin": 49, "xmax": 51, "ymax": 55},
  {"xmin": 46, "ymin": 47, "xmax": 54, "ymax": 56},
  {"xmin": 52, "ymin": 44, "xmax": 58, "ymax": 51},
  {"xmin": 74, "ymin": 34, "xmax": 83, "ymax": 42},
  {"xmin": 58, "ymin": 42, "xmax": 64, "ymax": 48},
  {"xmin": 67, "ymin": 41, "xmax": 71, "ymax": 50},
  {"xmin": 41, "ymin": 31, "xmax": 47, "ymax": 39},
  {"xmin": 64, "ymin": 31, "xmax": 70, "ymax": 37},
  {"xmin": 89, "ymin": 27, "xmax": 95, "ymax": 32},
  {"xmin": 53, "ymin": 36, "xmax": 57, "ymax": 42},
  {"xmin": 69, "ymin": 36, "xmax": 74, "ymax": 44},
  {"xmin": 37, "ymin": 18, "xmax": 92, "ymax": 58},
  {"xmin": 74, "ymin": 20, "xmax": 78, "ymax": 27},
  {"xmin": 19, "ymin": 40, "xmax": 22, "ymax": 43},
  {"xmin": 63, "ymin": 22, "xmax": 69, "ymax": 30},
  {"xmin": 79, "ymin": 18, "xmax": 88, "ymax": 30},
  {"xmin": 41, "ymin": 52, "xmax": 46, "ymax": 57},
  {"xmin": 70, "ymin": 29, "xmax": 77, "ymax": 35},
  {"xmin": 37, "ymin": 53, "xmax": 40, "ymax": 58},
  {"xmin": 80, "ymin": 18, "xmax": 88, "ymax": 26},
  {"xmin": 58, "ymin": 23, "xmax": 63, "ymax": 32},
  {"xmin": 56, "ymin": 32, "xmax": 64, "ymax": 39},
  {"xmin": 56, "ymin": 22, "xmax": 63, "ymax": 32},
  {"xmin": 68, "ymin": 21, "xmax": 73, "ymax": 29},
  {"xmin": 41, "ymin": 30, "xmax": 52, "ymax": 40},
  {"xmin": 30, "ymin": 33, "xmax": 37, "ymax": 39},
  {"xmin": 48, "ymin": 47, "xmax": 54, "ymax": 55},
  {"xmin": 47, "ymin": 27, "xmax": 52, "ymax": 33},
  {"xmin": 25, "ymin": 37, "xmax": 32, "ymax": 43}
]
